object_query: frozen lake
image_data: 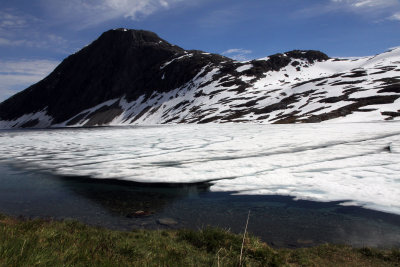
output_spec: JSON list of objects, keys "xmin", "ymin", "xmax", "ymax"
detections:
[{"xmin": 0, "ymin": 122, "xmax": 400, "ymax": 247}]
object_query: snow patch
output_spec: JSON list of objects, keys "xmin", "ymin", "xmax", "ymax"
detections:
[
  {"xmin": 0, "ymin": 109, "xmax": 53, "ymax": 129},
  {"xmin": 236, "ymin": 64, "xmax": 253, "ymax": 72}
]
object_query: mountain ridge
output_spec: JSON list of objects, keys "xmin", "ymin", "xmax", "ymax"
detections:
[{"xmin": 0, "ymin": 28, "xmax": 399, "ymax": 128}]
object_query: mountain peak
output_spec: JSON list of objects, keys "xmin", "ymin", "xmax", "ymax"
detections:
[
  {"xmin": 96, "ymin": 28, "xmax": 176, "ymax": 48},
  {"xmin": 284, "ymin": 50, "xmax": 330, "ymax": 62}
]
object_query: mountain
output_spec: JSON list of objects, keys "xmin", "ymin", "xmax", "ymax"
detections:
[{"xmin": 0, "ymin": 28, "xmax": 399, "ymax": 128}]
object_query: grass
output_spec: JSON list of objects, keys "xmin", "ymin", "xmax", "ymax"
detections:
[{"xmin": 0, "ymin": 213, "xmax": 399, "ymax": 266}]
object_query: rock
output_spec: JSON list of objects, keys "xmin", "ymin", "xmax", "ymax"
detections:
[
  {"xmin": 126, "ymin": 210, "xmax": 154, "ymax": 218},
  {"xmin": 383, "ymin": 145, "xmax": 392, "ymax": 152},
  {"xmin": 157, "ymin": 218, "xmax": 178, "ymax": 226}
]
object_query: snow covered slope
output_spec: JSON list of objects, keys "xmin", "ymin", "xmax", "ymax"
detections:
[{"xmin": 0, "ymin": 29, "xmax": 399, "ymax": 128}]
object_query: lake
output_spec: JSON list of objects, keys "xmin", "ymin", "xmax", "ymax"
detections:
[{"xmin": 0, "ymin": 122, "xmax": 399, "ymax": 248}]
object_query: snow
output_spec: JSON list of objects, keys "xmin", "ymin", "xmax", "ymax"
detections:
[
  {"xmin": 160, "ymin": 54, "xmax": 193, "ymax": 70},
  {"xmin": 236, "ymin": 64, "xmax": 253, "ymax": 72},
  {"xmin": 114, "ymin": 45, "xmax": 398, "ymax": 125},
  {"xmin": 257, "ymin": 57, "xmax": 270, "ymax": 61},
  {"xmin": 360, "ymin": 47, "xmax": 400, "ymax": 68},
  {"xmin": 118, "ymin": 47, "xmax": 398, "ymax": 124},
  {"xmin": 324, "ymin": 110, "xmax": 386, "ymax": 123},
  {"xmin": 0, "ymin": 109, "xmax": 53, "ymax": 128},
  {"xmin": 0, "ymin": 122, "xmax": 399, "ymax": 215}
]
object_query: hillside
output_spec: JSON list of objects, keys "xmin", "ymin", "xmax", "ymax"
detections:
[{"xmin": 0, "ymin": 28, "xmax": 399, "ymax": 128}]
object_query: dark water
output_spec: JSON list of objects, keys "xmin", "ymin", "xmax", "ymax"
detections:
[{"xmin": 0, "ymin": 162, "xmax": 399, "ymax": 248}]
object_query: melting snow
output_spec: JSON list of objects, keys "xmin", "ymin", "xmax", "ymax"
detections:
[
  {"xmin": 0, "ymin": 122, "xmax": 399, "ymax": 215},
  {"xmin": 236, "ymin": 64, "xmax": 253, "ymax": 72}
]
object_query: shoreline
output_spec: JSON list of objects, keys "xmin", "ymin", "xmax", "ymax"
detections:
[
  {"xmin": 1, "ymin": 205, "xmax": 400, "ymax": 250},
  {"xmin": 1, "ymin": 161, "xmax": 400, "ymax": 249},
  {"xmin": 0, "ymin": 213, "xmax": 399, "ymax": 266}
]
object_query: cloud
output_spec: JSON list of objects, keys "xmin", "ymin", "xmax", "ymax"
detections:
[
  {"xmin": 0, "ymin": 34, "xmax": 69, "ymax": 53},
  {"xmin": 390, "ymin": 12, "xmax": 400, "ymax": 20},
  {"xmin": 329, "ymin": 0, "xmax": 400, "ymax": 19},
  {"xmin": 297, "ymin": 0, "xmax": 400, "ymax": 21},
  {"xmin": 0, "ymin": 38, "xmax": 27, "ymax": 46},
  {"xmin": 0, "ymin": 59, "xmax": 58, "ymax": 76},
  {"xmin": 0, "ymin": 10, "xmax": 38, "ymax": 30},
  {"xmin": 198, "ymin": 6, "xmax": 241, "ymax": 28},
  {"xmin": 223, "ymin": 49, "xmax": 252, "ymax": 55},
  {"xmin": 40, "ymin": 0, "xmax": 188, "ymax": 29},
  {"xmin": 0, "ymin": 36, "xmax": 67, "ymax": 50},
  {"xmin": 331, "ymin": 0, "xmax": 398, "ymax": 8},
  {"xmin": 0, "ymin": 59, "xmax": 59, "ymax": 102},
  {"xmin": 222, "ymin": 48, "xmax": 252, "ymax": 61},
  {"xmin": 0, "ymin": 9, "xmax": 69, "ymax": 51}
]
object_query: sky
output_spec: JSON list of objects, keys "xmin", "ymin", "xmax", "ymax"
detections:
[{"xmin": 0, "ymin": 0, "xmax": 399, "ymax": 102}]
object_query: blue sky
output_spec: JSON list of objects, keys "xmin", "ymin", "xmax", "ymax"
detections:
[{"xmin": 0, "ymin": 0, "xmax": 399, "ymax": 102}]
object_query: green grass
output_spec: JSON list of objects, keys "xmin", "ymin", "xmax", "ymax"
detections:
[{"xmin": 0, "ymin": 214, "xmax": 399, "ymax": 266}]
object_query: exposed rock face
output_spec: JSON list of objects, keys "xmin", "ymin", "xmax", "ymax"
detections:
[
  {"xmin": 0, "ymin": 29, "xmax": 191, "ymax": 123},
  {"xmin": 0, "ymin": 28, "xmax": 399, "ymax": 128}
]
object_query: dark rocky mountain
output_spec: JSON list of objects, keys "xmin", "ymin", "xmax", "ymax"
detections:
[{"xmin": 0, "ymin": 28, "xmax": 399, "ymax": 128}]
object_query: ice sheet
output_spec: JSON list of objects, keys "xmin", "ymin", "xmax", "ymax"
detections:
[{"xmin": 0, "ymin": 122, "xmax": 399, "ymax": 215}]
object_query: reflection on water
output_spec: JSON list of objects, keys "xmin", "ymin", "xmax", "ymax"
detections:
[{"xmin": 0, "ymin": 162, "xmax": 399, "ymax": 248}]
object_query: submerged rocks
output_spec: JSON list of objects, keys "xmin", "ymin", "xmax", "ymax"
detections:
[
  {"xmin": 126, "ymin": 210, "xmax": 154, "ymax": 218},
  {"xmin": 157, "ymin": 218, "xmax": 178, "ymax": 226},
  {"xmin": 126, "ymin": 211, "xmax": 178, "ymax": 227}
]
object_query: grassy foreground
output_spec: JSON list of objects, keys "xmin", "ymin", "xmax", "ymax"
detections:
[{"xmin": 0, "ymin": 214, "xmax": 399, "ymax": 266}]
